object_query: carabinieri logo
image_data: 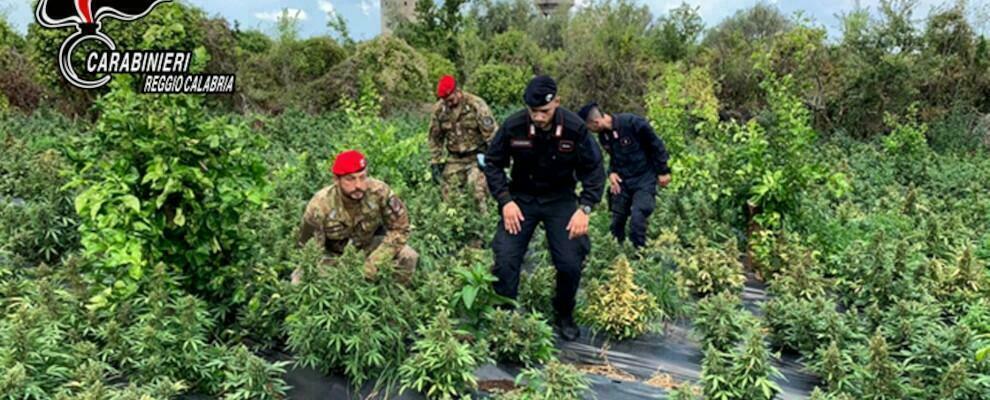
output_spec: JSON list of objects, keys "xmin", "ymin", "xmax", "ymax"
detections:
[{"xmin": 35, "ymin": 0, "xmax": 235, "ymax": 94}]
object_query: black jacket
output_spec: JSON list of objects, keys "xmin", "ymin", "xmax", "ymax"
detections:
[
  {"xmin": 484, "ymin": 108, "xmax": 606, "ymax": 209},
  {"xmin": 598, "ymin": 113, "xmax": 671, "ymax": 179}
]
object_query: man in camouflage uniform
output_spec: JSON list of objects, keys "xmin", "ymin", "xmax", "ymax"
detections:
[
  {"xmin": 293, "ymin": 150, "xmax": 418, "ymax": 284},
  {"xmin": 429, "ymin": 75, "xmax": 498, "ymax": 212}
]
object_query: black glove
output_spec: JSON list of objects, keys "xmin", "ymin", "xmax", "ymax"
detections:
[{"xmin": 431, "ymin": 163, "xmax": 443, "ymax": 183}]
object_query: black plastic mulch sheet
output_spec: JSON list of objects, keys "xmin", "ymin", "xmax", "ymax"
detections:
[{"xmin": 235, "ymin": 277, "xmax": 819, "ymax": 400}]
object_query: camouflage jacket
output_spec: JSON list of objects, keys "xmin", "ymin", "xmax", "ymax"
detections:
[
  {"xmin": 298, "ymin": 178, "xmax": 410, "ymax": 266},
  {"xmin": 428, "ymin": 91, "xmax": 498, "ymax": 164}
]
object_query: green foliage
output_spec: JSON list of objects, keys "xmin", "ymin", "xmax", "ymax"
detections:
[
  {"xmin": 468, "ymin": 62, "xmax": 531, "ymax": 109},
  {"xmin": 673, "ymin": 236, "xmax": 745, "ymax": 297},
  {"xmin": 394, "ymin": 0, "xmax": 469, "ymax": 63},
  {"xmin": 239, "ymin": 32, "xmax": 346, "ymax": 113},
  {"xmin": 211, "ymin": 345, "xmax": 290, "ymax": 400},
  {"xmin": 700, "ymin": 344, "xmax": 735, "ymax": 400},
  {"xmin": 284, "ymin": 244, "xmax": 415, "ymax": 386},
  {"xmin": 398, "ymin": 308, "xmax": 481, "ymax": 399},
  {"xmin": 883, "ymin": 106, "xmax": 930, "ymax": 185},
  {"xmin": 0, "ymin": 261, "xmax": 288, "ymax": 400},
  {"xmin": 322, "ymin": 35, "xmax": 430, "ymax": 114},
  {"xmin": 693, "ymin": 290, "xmax": 750, "ymax": 352},
  {"xmin": 448, "ymin": 248, "xmax": 511, "ymax": 329},
  {"xmin": 652, "ymin": 3, "xmax": 704, "ymax": 62},
  {"xmin": 645, "ymin": 62, "xmax": 720, "ymax": 157},
  {"xmin": 808, "ymin": 341, "xmax": 857, "ymax": 394},
  {"xmin": 701, "ymin": 324, "xmax": 782, "ymax": 400},
  {"xmin": 423, "ymin": 51, "xmax": 457, "ymax": 90},
  {"xmin": 496, "ymin": 360, "xmax": 592, "ymax": 400},
  {"xmin": 518, "ymin": 264, "xmax": 556, "ymax": 317},
  {"xmin": 700, "ymin": 3, "xmax": 793, "ymax": 119},
  {"xmin": 483, "ymin": 309, "xmax": 556, "ymax": 366},
  {"xmin": 858, "ymin": 331, "xmax": 909, "ymax": 400},
  {"xmin": 0, "ymin": 113, "xmax": 78, "ymax": 266},
  {"xmin": 729, "ymin": 327, "xmax": 783, "ymax": 400},
  {"xmin": 556, "ymin": 0, "xmax": 660, "ymax": 113},
  {"xmin": 578, "ymin": 254, "xmax": 662, "ymax": 340},
  {"xmin": 68, "ymin": 79, "xmax": 269, "ymax": 305},
  {"xmin": 763, "ymin": 293, "xmax": 858, "ymax": 357}
]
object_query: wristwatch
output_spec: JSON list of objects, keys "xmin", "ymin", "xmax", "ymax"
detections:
[{"xmin": 579, "ymin": 205, "xmax": 592, "ymax": 215}]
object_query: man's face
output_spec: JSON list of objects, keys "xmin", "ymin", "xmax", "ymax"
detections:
[
  {"xmin": 443, "ymin": 90, "xmax": 462, "ymax": 109},
  {"xmin": 528, "ymin": 97, "xmax": 560, "ymax": 130},
  {"xmin": 586, "ymin": 113, "xmax": 607, "ymax": 133},
  {"xmin": 335, "ymin": 169, "xmax": 368, "ymax": 201}
]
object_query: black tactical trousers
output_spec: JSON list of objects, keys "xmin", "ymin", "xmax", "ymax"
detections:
[
  {"xmin": 609, "ymin": 174, "xmax": 656, "ymax": 248},
  {"xmin": 491, "ymin": 195, "xmax": 590, "ymax": 319}
]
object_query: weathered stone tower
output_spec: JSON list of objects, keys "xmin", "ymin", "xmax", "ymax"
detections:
[{"xmin": 381, "ymin": 0, "xmax": 417, "ymax": 34}]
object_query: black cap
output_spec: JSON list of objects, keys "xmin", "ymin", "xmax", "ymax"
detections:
[
  {"xmin": 578, "ymin": 102, "xmax": 599, "ymax": 121},
  {"xmin": 523, "ymin": 75, "xmax": 557, "ymax": 107}
]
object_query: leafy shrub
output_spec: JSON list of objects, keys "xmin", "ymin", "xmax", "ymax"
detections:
[
  {"xmin": 467, "ymin": 62, "xmax": 530, "ymax": 109},
  {"xmin": 423, "ymin": 51, "xmax": 457, "ymax": 90},
  {"xmin": 729, "ymin": 327, "xmax": 783, "ymax": 400},
  {"xmin": 284, "ymin": 244, "xmax": 415, "ymax": 386},
  {"xmin": 496, "ymin": 360, "xmax": 591, "ymax": 400},
  {"xmin": 699, "ymin": 3, "xmax": 793, "ymax": 120},
  {"xmin": 693, "ymin": 290, "xmax": 750, "ymax": 352},
  {"xmin": 674, "ymin": 236, "xmax": 745, "ymax": 297},
  {"xmin": 555, "ymin": 0, "xmax": 659, "ymax": 113},
  {"xmin": 399, "ymin": 308, "xmax": 481, "ymax": 399},
  {"xmin": 69, "ymin": 79, "xmax": 269, "ymax": 304},
  {"xmin": 0, "ymin": 122, "xmax": 77, "ymax": 267},
  {"xmin": 578, "ymin": 254, "xmax": 661, "ymax": 340},
  {"xmin": 319, "ymin": 35, "xmax": 430, "ymax": 114},
  {"xmin": 518, "ymin": 263, "xmax": 555, "ymax": 317},
  {"xmin": 763, "ymin": 294, "xmax": 859, "ymax": 357},
  {"xmin": 483, "ymin": 309, "xmax": 556, "ymax": 366},
  {"xmin": 448, "ymin": 248, "xmax": 511, "ymax": 329},
  {"xmin": 645, "ymin": 62, "xmax": 720, "ymax": 157},
  {"xmin": 883, "ymin": 106, "xmax": 931, "ymax": 185}
]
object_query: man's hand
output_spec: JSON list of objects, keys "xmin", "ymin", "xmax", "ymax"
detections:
[
  {"xmin": 431, "ymin": 163, "xmax": 443, "ymax": 183},
  {"xmin": 658, "ymin": 173, "xmax": 672, "ymax": 188},
  {"xmin": 502, "ymin": 201, "xmax": 525, "ymax": 235},
  {"xmin": 566, "ymin": 209, "xmax": 589, "ymax": 239},
  {"xmin": 609, "ymin": 173, "xmax": 623, "ymax": 194}
]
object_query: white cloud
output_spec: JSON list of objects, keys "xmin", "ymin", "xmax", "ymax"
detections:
[
  {"xmin": 254, "ymin": 8, "xmax": 309, "ymax": 22},
  {"xmin": 360, "ymin": 0, "xmax": 378, "ymax": 16},
  {"xmin": 318, "ymin": 0, "xmax": 336, "ymax": 17}
]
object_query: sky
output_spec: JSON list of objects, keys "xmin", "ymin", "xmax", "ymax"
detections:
[{"xmin": 1, "ymin": 0, "xmax": 984, "ymax": 41}]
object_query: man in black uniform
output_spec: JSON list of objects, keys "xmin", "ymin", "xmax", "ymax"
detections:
[
  {"xmin": 578, "ymin": 102, "xmax": 671, "ymax": 249},
  {"xmin": 484, "ymin": 76, "xmax": 606, "ymax": 341}
]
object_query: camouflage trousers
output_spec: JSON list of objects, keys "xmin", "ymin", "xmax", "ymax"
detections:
[
  {"xmin": 442, "ymin": 155, "xmax": 489, "ymax": 213},
  {"xmin": 291, "ymin": 235, "xmax": 418, "ymax": 285}
]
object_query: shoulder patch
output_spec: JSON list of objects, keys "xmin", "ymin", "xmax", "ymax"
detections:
[
  {"xmin": 388, "ymin": 196, "xmax": 405, "ymax": 214},
  {"xmin": 481, "ymin": 116, "xmax": 496, "ymax": 130}
]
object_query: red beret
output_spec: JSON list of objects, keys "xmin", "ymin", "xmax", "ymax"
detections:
[
  {"xmin": 436, "ymin": 75, "xmax": 456, "ymax": 99},
  {"xmin": 332, "ymin": 150, "xmax": 367, "ymax": 176}
]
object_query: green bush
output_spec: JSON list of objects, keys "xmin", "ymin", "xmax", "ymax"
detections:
[
  {"xmin": 578, "ymin": 254, "xmax": 662, "ymax": 340},
  {"xmin": 496, "ymin": 360, "xmax": 591, "ymax": 400},
  {"xmin": 69, "ymin": 78, "xmax": 270, "ymax": 305},
  {"xmin": 284, "ymin": 244, "xmax": 415, "ymax": 386},
  {"xmin": 483, "ymin": 309, "xmax": 556, "ymax": 366},
  {"xmin": 693, "ymin": 290, "xmax": 751, "ymax": 352},
  {"xmin": 398, "ymin": 308, "xmax": 481, "ymax": 399},
  {"xmin": 319, "ymin": 35, "xmax": 431, "ymax": 114},
  {"xmin": 674, "ymin": 236, "xmax": 745, "ymax": 297},
  {"xmin": 467, "ymin": 62, "xmax": 530, "ymax": 109}
]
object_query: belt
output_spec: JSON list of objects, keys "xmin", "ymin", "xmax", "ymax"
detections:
[{"xmin": 448, "ymin": 149, "xmax": 481, "ymax": 158}]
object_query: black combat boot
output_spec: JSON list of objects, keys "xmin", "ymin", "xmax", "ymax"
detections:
[{"xmin": 555, "ymin": 315, "xmax": 580, "ymax": 341}]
